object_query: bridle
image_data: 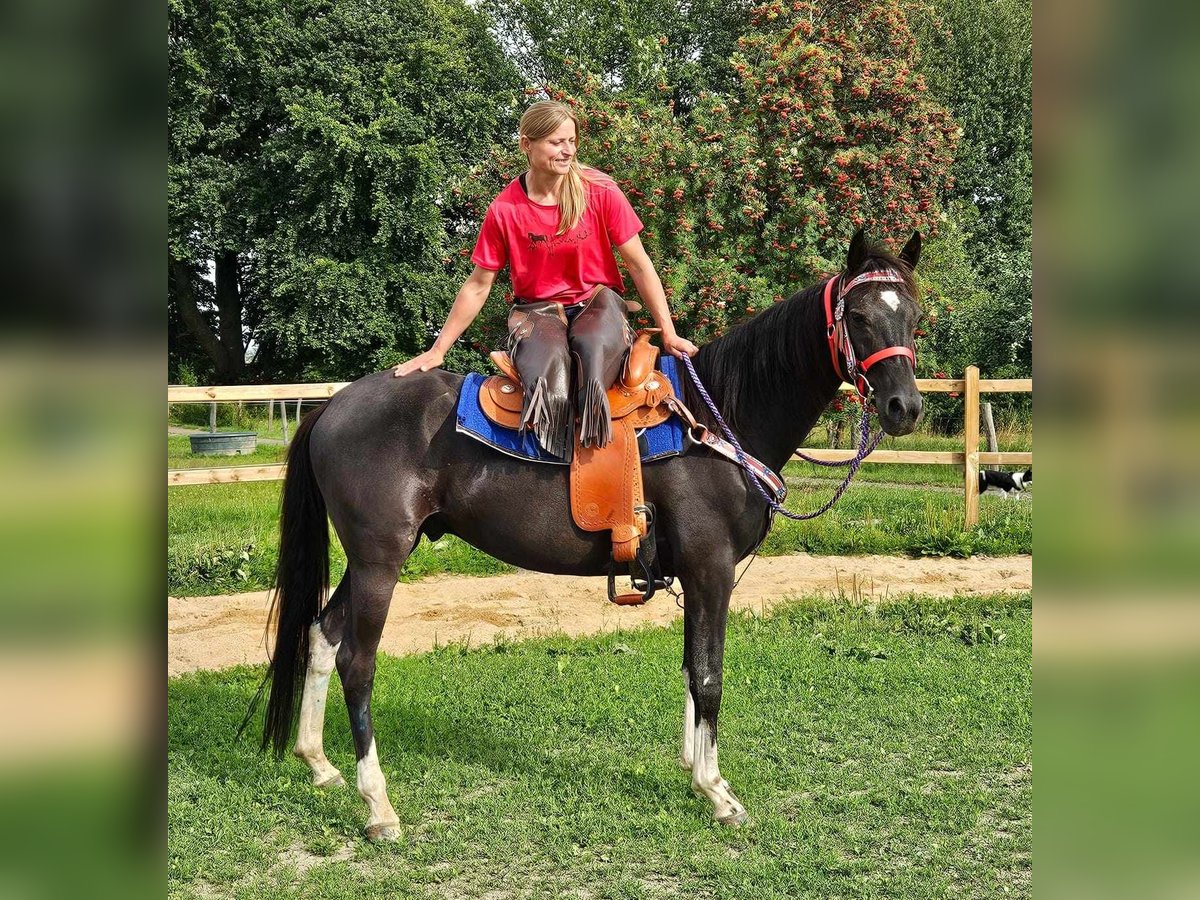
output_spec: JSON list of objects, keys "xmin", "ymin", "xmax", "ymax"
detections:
[
  {"xmin": 677, "ymin": 266, "xmax": 918, "ymax": 523},
  {"xmin": 824, "ymin": 269, "xmax": 916, "ymax": 397}
]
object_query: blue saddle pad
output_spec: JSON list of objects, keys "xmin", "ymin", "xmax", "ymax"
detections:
[{"xmin": 455, "ymin": 355, "xmax": 686, "ymax": 465}]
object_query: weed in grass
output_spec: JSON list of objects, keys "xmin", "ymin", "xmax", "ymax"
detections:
[{"xmin": 167, "ymin": 543, "xmax": 256, "ymax": 592}]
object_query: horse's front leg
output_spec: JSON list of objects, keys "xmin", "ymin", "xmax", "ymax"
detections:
[{"xmin": 682, "ymin": 561, "xmax": 747, "ymax": 826}]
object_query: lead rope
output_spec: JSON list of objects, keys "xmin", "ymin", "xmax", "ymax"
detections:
[{"xmin": 679, "ymin": 354, "xmax": 885, "ymax": 521}]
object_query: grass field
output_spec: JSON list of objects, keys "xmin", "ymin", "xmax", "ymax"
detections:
[
  {"xmin": 167, "ymin": 477, "xmax": 1031, "ymax": 596},
  {"xmin": 168, "ymin": 591, "xmax": 1032, "ymax": 899},
  {"xmin": 168, "ymin": 435, "xmax": 289, "ymax": 469},
  {"xmin": 167, "ymin": 424, "xmax": 1033, "ymax": 596}
]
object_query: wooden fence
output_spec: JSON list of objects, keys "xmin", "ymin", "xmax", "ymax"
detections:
[{"xmin": 168, "ymin": 365, "xmax": 1031, "ymax": 526}]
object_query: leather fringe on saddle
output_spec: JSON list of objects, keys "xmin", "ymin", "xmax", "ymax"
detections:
[
  {"xmin": 506, "ymin": 301, "xmax": 575, "ymax": 461},
  {"xmin": 521, "ymin": 376, "xmax": 574, "ymax": 461},
  {"xmin": 506, "ymin": 288, "xmax": 632, "ymax": 459},
  {"xmin": 577, "ymin": 377, "xmax": 612, "ymax": 448}
]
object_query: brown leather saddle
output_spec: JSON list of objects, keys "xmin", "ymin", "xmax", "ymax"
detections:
[{"xmin": 479, "ymin": 330, "xmax": 676, "ymax": 605}]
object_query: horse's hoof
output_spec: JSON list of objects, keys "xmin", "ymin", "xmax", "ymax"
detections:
[
  {"xmin": 716, "ymin": 807, "xmax": 748, "ymax": 827},
  {"xmin": 314, "ymin": 772, "xmax": 346, "ymax": 789},
  {"xmin": 364, "ymin": 821, "xmax": 402, "ymax": 842}
]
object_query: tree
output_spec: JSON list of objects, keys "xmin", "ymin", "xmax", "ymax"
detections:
[
  {"xmin": 517, "ymin": 0, "xmax": 956, "ymax": 344},
  {"xmin": 169, "ymin": 0, "xmax": 523, "ymax": 382},
  {"xmin": 479, "ymin": 0, "xmax": 753, "ymax": 105},
  {"xmin": 917, "ymin": 0, "xmax": 1031, "ymax": 376}
]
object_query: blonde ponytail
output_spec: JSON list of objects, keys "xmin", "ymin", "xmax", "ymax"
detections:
[{"xmin": 518, "ymin": 100, "xmax": 592, "ymax": 235}]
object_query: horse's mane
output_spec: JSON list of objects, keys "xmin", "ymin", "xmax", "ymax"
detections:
[{"xmin": 682, "ymin": 242, "xmax": 917, "ymax": 435}]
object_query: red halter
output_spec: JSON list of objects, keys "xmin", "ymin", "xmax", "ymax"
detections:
[{"xmin": 823, "ymin": 270, "xmax": 916, "ymax": 397}]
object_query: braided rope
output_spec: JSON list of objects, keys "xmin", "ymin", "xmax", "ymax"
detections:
[{"xmin": 680, "ymin": 354, "xmax": 883, "ymax": 521}]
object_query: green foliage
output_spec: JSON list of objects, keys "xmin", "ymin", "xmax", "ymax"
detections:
[
  {"xmin": 516, "ymin": 0, "xmax": 958, "ymax": 344},
  {"xmin": 169, "ymin": 0, "xmax": 524, "ymax": 381},
  {"xmin": 916, "ymin": 0, "xmax": 1032, "ymax": 377},
  {"xmin": 167, "ymin": 542, "xmax": 257, "ymax": 592},
  {"xmin": 168, "ymin": 0, "xmax": 1030, "ymax": 388}
]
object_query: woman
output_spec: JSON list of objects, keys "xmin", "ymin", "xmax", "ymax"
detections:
[{"xmin": 395, "ymin": 100, "xmax": 697, "ymax": 460}]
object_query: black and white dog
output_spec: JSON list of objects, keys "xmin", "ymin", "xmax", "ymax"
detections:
[{"xmin": 978, "ymin": 467, "xmax": 1032, "ymax": 497}]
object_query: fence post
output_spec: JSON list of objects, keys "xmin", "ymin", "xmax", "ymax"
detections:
[
  {"xmin": 280, "ymin": 399, "xmax": 290, "ymax": 444},
  {"xmin": 982, "ymin": 401, "xmax": 999, "ymax": 471},
  {"xmin": 964, "ymin": 365, "xmax": 980, "ymax": 527}
]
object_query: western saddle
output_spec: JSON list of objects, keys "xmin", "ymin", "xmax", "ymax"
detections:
[{"xmin": 478, "ymin": 330, "xmax": 678, "ymax": 605}]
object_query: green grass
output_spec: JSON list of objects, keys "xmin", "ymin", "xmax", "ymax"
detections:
[
  {"xmin": 168, "ymin": 592, "xmax": 1032, "ymax": 899},
  {"xmin": 170, "ymin": 403, "xmax": 316, "ymax": 443},
  {"xmin": 167, "ymin": 482, "xmax": 513, "ymax": 596},
  {"xmin": 168, "ymin": 436, "xmax": 289, "ymax": 469},
  {"xmin": 167, "ymin": 477, "xmax": 1031, "ymax": 596},
  {"xmin": 765, "ymin": 483, "xmax": 1031, "ymax": 558}
]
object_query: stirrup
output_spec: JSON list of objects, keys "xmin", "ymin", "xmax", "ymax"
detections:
[{"xmin": 606, "ymin": 504, "xmax": 665, "ymax": 606}]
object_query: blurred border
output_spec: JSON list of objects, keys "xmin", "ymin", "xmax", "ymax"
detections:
[
  {"xmin": 0, "ymin": 0, "xmax": 163, "ymax": 894},
  {"xmin": 1038, "ymin": 0, "xmax": 1200, "ymax": 895}
]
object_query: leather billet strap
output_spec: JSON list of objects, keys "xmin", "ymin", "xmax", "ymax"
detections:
[
  {"xmin": 662, "ymin": 394, "xmax": 788, "ymax": 503},
  {"xmin": 686, "ymin": 424, "xmax": 788, "ymax": 503},
  {"xmin": 822, "ymin": 271, "xmax": 916, "ymax": 396}
]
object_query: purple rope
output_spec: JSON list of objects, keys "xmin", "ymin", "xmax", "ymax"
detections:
[
  {"xmin": 795, "ymin": 404, "xmax": 876, "ymax": 466},
  {"xmin": 680, "ymin": 354, "xmax": 884, "ymax": 521}
]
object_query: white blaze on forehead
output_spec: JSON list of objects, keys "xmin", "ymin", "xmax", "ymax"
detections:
[{"xmin": 880, "ymin": 290, "xmax": 901, "ymax": 311}]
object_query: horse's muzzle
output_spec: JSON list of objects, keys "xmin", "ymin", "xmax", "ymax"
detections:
[{"xmin": 878, "ymin": 390, "xmax": 923, "ymax": 436}]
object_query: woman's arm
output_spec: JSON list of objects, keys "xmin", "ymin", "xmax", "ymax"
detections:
[
  {"xmin": 394, "ymin": 265, "xmax": 499, "ymax": 376},
  {"xmin": 615, "ymin": 234, "xmax": 698, "ymax": 358}
]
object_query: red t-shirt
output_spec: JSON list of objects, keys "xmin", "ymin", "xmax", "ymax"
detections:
[{"xmin": 470, "ymin": 169, "xmax": 644, "ymax": 305}]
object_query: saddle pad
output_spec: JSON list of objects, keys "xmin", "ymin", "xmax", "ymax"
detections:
[{"xmin": 455, "ymin": 355, "xmax": 686, "ymax": 465}]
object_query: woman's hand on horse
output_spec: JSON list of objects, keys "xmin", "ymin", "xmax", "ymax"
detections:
[
  {"xmin": 393, "ymin": 349, "xmax": 445, "ymax": 377},
  {"xmin": 662, "ymin": 334, "xmax": 699, "ymax": 358}
]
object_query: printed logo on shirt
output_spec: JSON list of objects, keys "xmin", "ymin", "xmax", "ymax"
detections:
[{"xmin": 526, "ymin": 227, "xmax": 592, "ymax": 255}]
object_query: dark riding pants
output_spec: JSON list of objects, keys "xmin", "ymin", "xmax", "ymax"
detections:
[{"xmin": 506, "ymin": 287, "xmax": 633, "ymax": 460}]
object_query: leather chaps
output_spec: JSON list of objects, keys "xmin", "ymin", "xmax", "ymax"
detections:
[{"xmin": 506, "ymin": 287, "xmax": 633, "ymax": 461}]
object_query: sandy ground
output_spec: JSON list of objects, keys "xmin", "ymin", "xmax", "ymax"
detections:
[{"xmin": 168, "ymin": 553, "xmax": 1031, "ymax": 677}]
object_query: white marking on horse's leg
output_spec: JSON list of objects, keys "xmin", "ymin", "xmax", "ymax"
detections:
[
  {"xmin": 357, "ymin": 738, "xmax": 401, "ymax": 840},
  {"xmin": 679, "ymin": 670, "xmax": 695, "ymax": 770},
  {"xmin": 690, "ymin": 720, "xmax": 747, "ymax": 825},
  {"xmin": 880, "ymin": 289, "xmax": 900, "ymax": 311},
  {"xmin": 292, "ymin": 622, "xmax": 344, "ymax": 788}
]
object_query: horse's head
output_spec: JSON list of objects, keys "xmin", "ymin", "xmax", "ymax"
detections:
[{"xmin": 837, "ymin": 229, "xmax": 925, "ymax": 436}]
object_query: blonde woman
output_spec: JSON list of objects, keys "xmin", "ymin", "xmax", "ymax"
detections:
[{"xmin": 395, "ymin": 100, "xmax": 697, "ymax": 461}]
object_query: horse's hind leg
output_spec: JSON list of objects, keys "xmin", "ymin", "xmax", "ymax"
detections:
[
  {"xmin": 292, "ymin": 573, "xmax": 350, "ymax": 788},
  {"xmin": 336, "ymin": 560, "xmax": 404, "ymax": 841}
]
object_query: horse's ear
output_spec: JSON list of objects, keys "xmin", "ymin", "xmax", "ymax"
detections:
[
  {"xmin": 846, "ymin": 228, "xmax": 868, "ymax": 274},
  {"xmin": 899, "ymin": 231, "xmax": 922, "ymax": 270}
]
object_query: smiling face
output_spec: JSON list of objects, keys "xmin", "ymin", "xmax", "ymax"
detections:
[
  {"xmin": 841, "ymin": 230, "xmax": 925, "ymax": 435},
  {"xmin": 520, "ymin": 118, "xmax": 577, "ymax": 178}
]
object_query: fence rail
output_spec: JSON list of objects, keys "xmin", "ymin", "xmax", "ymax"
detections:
[{"xmin": 168, "ymin": 366, "xmax": 1031, "ymax": 525}]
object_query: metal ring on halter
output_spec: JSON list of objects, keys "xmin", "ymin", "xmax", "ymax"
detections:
[{"xmin": 686, "ymin": 424, "xmax": 708, "ymax": 446}]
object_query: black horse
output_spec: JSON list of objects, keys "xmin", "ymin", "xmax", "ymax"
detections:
[{"xmin": 259, "ymin": 229, "xmax": 924, "ymax": 838}]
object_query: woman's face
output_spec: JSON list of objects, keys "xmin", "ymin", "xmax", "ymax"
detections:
[{"xmin": 522, "ymin": 119, "xmax": 577, "ymax": 177}]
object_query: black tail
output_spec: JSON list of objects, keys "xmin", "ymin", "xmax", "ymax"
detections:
[{"xmin": 258, "ymin": 402, "xmax": 331, "ymax": 757}]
